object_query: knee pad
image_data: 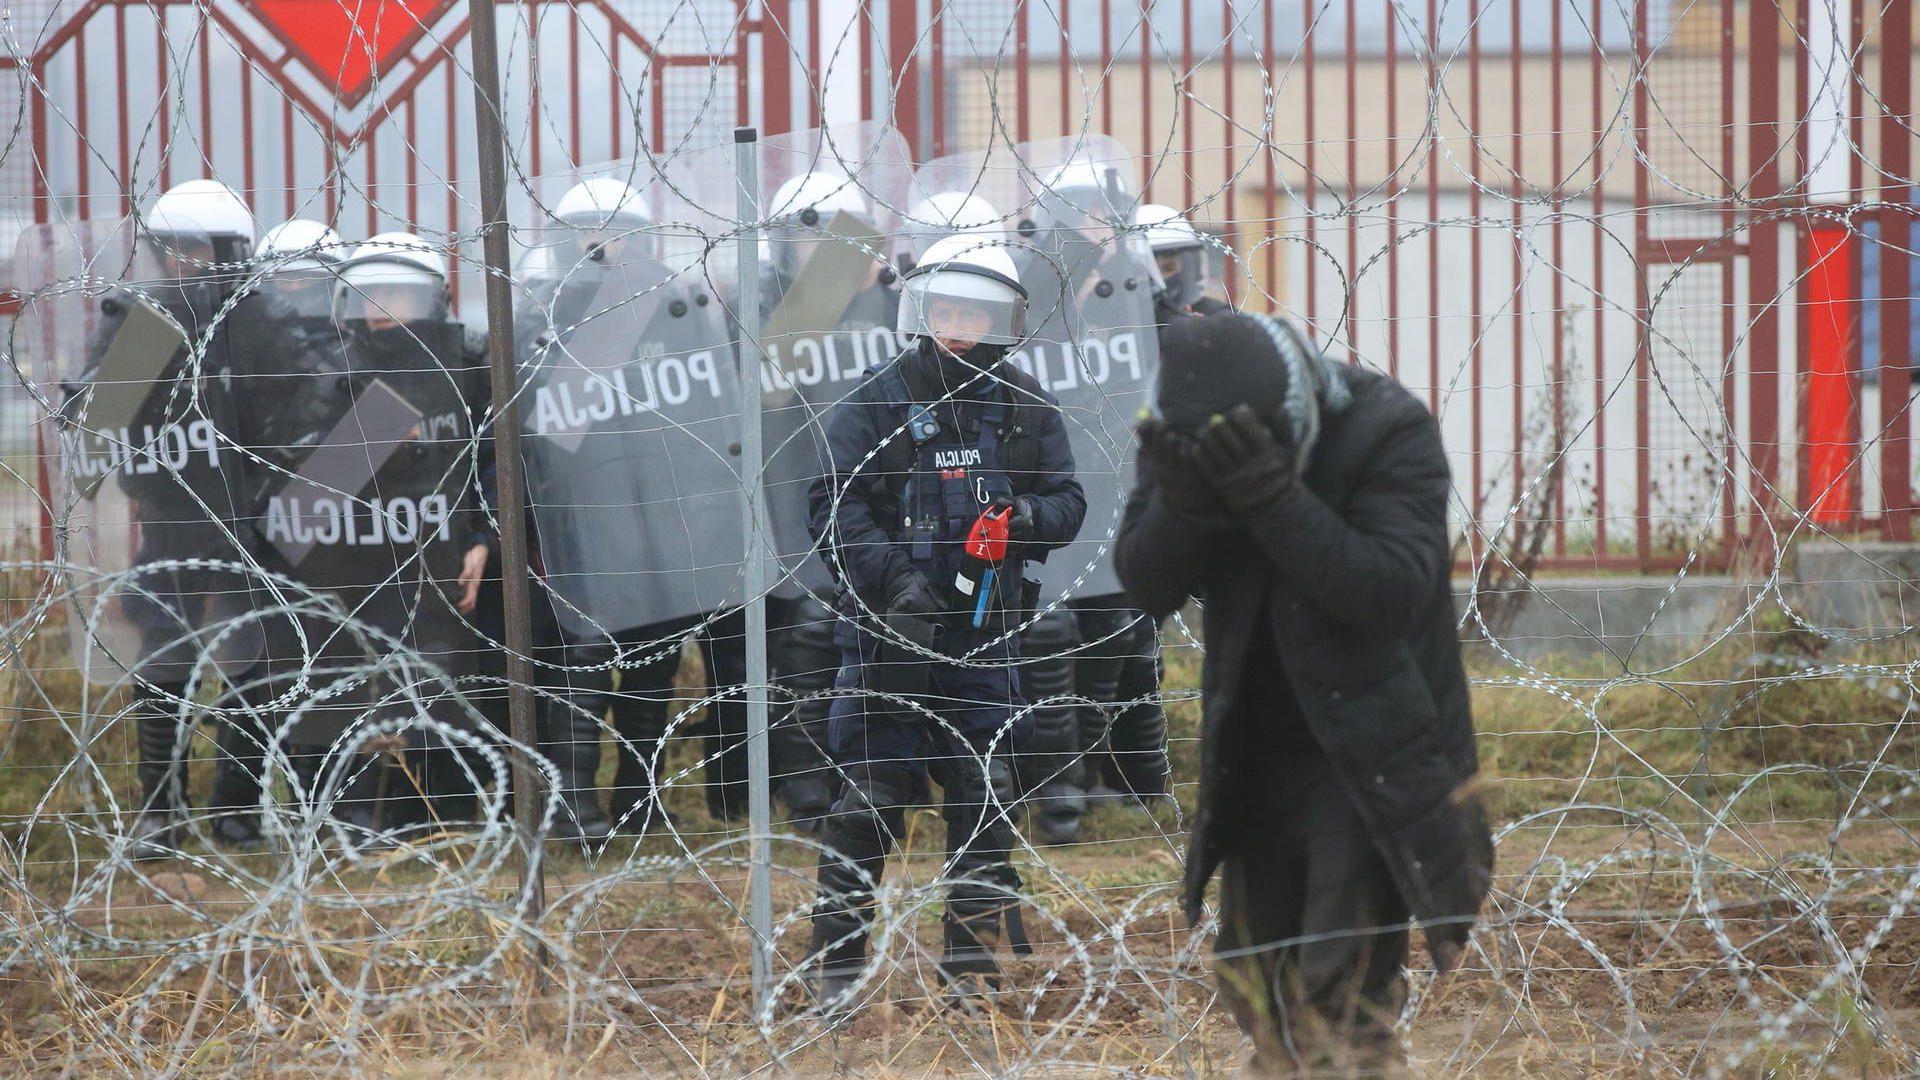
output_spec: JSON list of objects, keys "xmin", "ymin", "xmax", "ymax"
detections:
[{"xmin": 828, "ymin": 763, "xmax": 918, "ymax": 819}]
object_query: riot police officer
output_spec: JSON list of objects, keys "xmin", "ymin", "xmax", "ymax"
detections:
[
  {"xmin": 1136, "ymin": 203, "xmax": 1225, "ymax": 322},
  {"xmin": 998, "ymin": 155, "xmax": 1172, "ymax": 846},
  {"xmin": 521, "ymin": 176, "xmax": 750, "ymax": 840},
  {"xmin": 211, "ymin": 216, "xmax": 357, "ymax": 849},
  {"xmin": 99, "ymin": 179, "xmax": 262, "ymax": 860},
  {"xmin": 249, "ymin": 230, "xmax": 484, "ymax": 845},
  {"xmin": 805, "ymin": 233, "xmax": 1085, "ymax": 1011},
  {"xmin": 757, "ymin": 166, "xmax": 906, "ymax": 831}
]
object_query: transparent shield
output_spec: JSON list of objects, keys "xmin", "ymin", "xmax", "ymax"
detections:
[
  {"xmin": 914, "ymin": 137, "xmax": 1162, "ymax": 602},
  {"xmin": 754, "ymin": 123, "xmax": 914, "ymax": 600},
  {"xmin": 13, "ymin": 219, "xmax": 263, "ymax": 683},
  {"xmin": 518, "ymin": 209, "xmax": 747, "ymax": 640}
]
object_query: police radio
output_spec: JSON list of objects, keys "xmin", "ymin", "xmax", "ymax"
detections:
[{"xmin": 954, "ymin": 504, "xmax": 1013, "ymax": 628}]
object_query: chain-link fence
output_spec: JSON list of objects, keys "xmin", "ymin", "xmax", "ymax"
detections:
[{"xmin": 2, "ymin": 1, "xmax": 1919, "ymax": 1075}]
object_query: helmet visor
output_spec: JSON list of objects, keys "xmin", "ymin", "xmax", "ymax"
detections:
[
  {"xmin": 898, "ymin": 268, "xmax": 1026, "ymax": 348},
  {"xmin": 1156, "ymin": 245, "xmax": 1209, "ymax": 307},
  {"xmin": 334, "ymin": 278, "xmax": 447, "ymax": 326}
]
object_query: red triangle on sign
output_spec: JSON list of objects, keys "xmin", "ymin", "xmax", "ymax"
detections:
[{"xmin": 247, "ymin": 0, "xmax": 458, "ymax": 106}]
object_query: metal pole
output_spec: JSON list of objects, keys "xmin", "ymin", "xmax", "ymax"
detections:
[
  {"xmin": 734, "ymin": 126, "xmax": 775, "ymax": 1015},
  {"xmin": 465, "ymin": 0, "xmax": 548, "ymax": 973}
]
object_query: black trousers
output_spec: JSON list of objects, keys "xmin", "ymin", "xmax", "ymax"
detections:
[{"xmin": 1216, "ymin": 753, "xmax": 1409, "ymax": 1074}]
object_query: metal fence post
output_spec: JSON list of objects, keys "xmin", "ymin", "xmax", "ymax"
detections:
[
  {"xmin": 733, "ymin": 125, "xmax": 775, "ymax": 1015},
  {"xmin": 465, "ymin": 0, "xmax": 547, "ymax": 979}
]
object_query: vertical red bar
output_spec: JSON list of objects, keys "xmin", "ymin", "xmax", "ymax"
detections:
[
  {"xmin": 735, "ymin": 2, "xmax": 752, "ymax": 130},
  {"xmin": 1591, "ymin": 0, "xmax": 1607, "ymax": 555},
  {"xmin": 1632, "ymin": 0, "xmax": 1650, "ymax": 561},
  {"xmin": 1140, "ymin": 1, "xmax": 1152, "ymax": 201},
  {"xmin": 406, "ymin": 99, "xmax": 420, "ymax": 233},
  {"xmin": 367, "ymin": 123, "xmax": 380, "ymax": 235},
  {"xmin": 1880, "ymin": 0, "xmax": 1913, "ymax": 539},
  {"xmin": 75, "ymin": 24, "xmax": 89, "ymax": 214},
  {"xmin": 1222, "ymin": 3, "xmax": 1235, "ymax": 297},
  {"xmin": 1793, "ymin": 0, "xmax": 1811, "ymax": 513},
  {"xmin": 1058, "ymin": 0, "xmax": 1071, "ymax": 140},
  {"xmin": 651, "ymin": 65, "xmax": 666, "ymax": 152},
  {"xmin": 1509, "ymin": 0, "xmax": 1523, "ymax": 505},
  {"xmin": 1426, "ymin": 0, "xmax": 1439, "ymax": 410},
  {"xmin": 1181, "ymin": 0, "xmax": 1194, "ymax": 211},
  {"xmin": 527, "ymin": 0, "xmax": 543, "ymax": 179},
  {"xmin": 446, "ymin": 59, "xmax": 460, "ymax": 309},
  {"xmin": 30, "ymin": 63, "xmax": 50, "ymax": 562},
  {"xmin": 1015, "ymin": 0, "xmax": 1029, "ymax": 143},
  {"xmin": 1846, "ymin": 0, "xmax": 1865, "ymax": 529},
  {"xmin": 1263, "ymin": 0, "xmax": 1275, "ymax": 306},
  {"xmin": 610, "ymin": 37, "xmax": 622, "ymax": 158},
  {"xmin": 889, "ymin": 0, "xmax": 920, "ymax": 153},
  {"xmin": 808, "ymin": 0, "xmax": 822, "ymax": 129},
  {"xmin": 1384, "ymin": 0, "xmax": 1397, "ymax": 379},
  {"xmin": 1718, "ymin": 0, "xmax": 1737, "ymax": 552},
  {"xmin": 1746, "ymin": 0, "xmax": 1781, "ymax": 538},
  {"xmin": 1549, "ymin": 0, "xmax": 1565, "ymax": 554},
  {"xmin": 1303, "ymin": 0, "xmax": 1316, "ymax": 334},
  {"xmin": 1467, "ymin": 2, "xmax": 1482, "ymax": 519},
  {"xmin": 1344, "ymin": 0, "xmax": 1357, "ymax": 350},
  {"xmin": 931, "ymin": 1, "xmax": 946, "ymax": 153},
  {"xmin": 117, "ymin": 6, "xmax": 132, "ymax": 217},
  {"xmin": 763, "ymin": 0, "xmax": 796, "ymax": 138},
  {"xmin": 282, "ymin": 92, "xmax": 295, "ymax": 219},
  {"xmin": 157, "ymin": 16, "xmax": 171, "ymax": 188},
  {"xmin": 198, "ymin": 9, "xmax": 212, "ymax": 173},
  {"xmin": 1805, "ymin": 226, "xmax": 1857, "ymax": 523},
  {"xmin": 570, "ymin": 10, "xmax": 583, "ymax": 164},
  {"xmin": 241, "ymin": 47, "xmax": 255, "ymax": 202},
  {"xmin": 860, "ymin": 2, "xmax": 874, "ymax": 122},
  {"xmin": 1100, "ymin": 0, "xmax": 1112, "ymax": 137}
]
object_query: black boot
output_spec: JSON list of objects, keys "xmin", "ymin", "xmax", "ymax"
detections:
[
  {"xmin": 939, "ymin": 752, "xmax": 1026, "ymax": 1009},
  {"xmin": 131, "ymin": 687, "xmax": 188, "ymax": 862},
  {"xmin": 545, "ymin": 699, "xmax": 613, "ymax": 847},
  {"xmin": 1017, "ymin": 610, "xmax": 1086, "ymax": 845},
  {"xmin": 207, "ymin": 709, "xmax": 267, "ymax": 853},
  {"xmin": 807, "ymin": 766, "xmax": 910, "ymax": 1022}
]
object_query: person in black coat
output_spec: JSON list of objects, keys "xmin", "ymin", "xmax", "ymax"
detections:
[{"xmin": 1114, "ymin": 311, "xmax": 1492, "ymax": 1073}]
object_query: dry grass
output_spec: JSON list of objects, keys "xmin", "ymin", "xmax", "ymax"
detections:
[{"xmin": 0, "ymin": 593, "xmax": 1918, "ymax": 1075}]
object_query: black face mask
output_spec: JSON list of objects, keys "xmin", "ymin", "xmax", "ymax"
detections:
[
  {"xmin": 357, "ymin": 322, "xmax": 435, "ymax": 356},
  {"xmin": 918, "ymin": 336, "xmax": 1007, "ymax": 389}
]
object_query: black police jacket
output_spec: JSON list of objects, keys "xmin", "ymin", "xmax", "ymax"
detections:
[
  {"xmin": 808, "ymin": 348, "xmax": 1087, "ymax": 619},
  {"xmin": 1114, "ymin": 364, "xmax": 1491, "ymax": 967}
]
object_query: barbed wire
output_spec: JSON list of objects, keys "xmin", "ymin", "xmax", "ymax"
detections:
[{"xmin": 0, "ymin": 0, "xmax": 1918, "ymax": 1076}]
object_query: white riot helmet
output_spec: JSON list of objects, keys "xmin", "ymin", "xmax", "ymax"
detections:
[
  {"xmin": 896, "ymin": 233, "xmax": 1028, "ymax": 349},
  {"xmin": 259, "ymin": 219, "xmax": 347, "ymax": 271},
  {"xmin": 553, "ymin": 176, "xmax": 656, "ymax": 261},
  {"xmin": 1136, "ymin": 203, "xmax": 1209, "ymax": 308},
  {"xmin": 257, "ymin": 219, "xmax": 347, "ymax": 315},
  {"xmin": 147, "ymin": 178, "xmax": 256, "ymax": 267},
  {"xmin": 1033, "ymin": 158, "xmax": 1132, "ymax": 238},
  {"xmin": 905, "ymin": 192, "xmax": 1001, "ymax": 259},
  {"xmin": 335, "ymin": 231, "xmax": 450, "ymax": 326},
  {"xmin": 768, "ymin": 170, "xmax": 871, "ymax": 278}
]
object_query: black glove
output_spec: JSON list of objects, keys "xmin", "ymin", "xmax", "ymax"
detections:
[
  {"xmin": 1136, "ymin": 417, "xmax": 1222, "ymax": 518},
  {"xmin": 885, "ymin": 568, "xmax": 943, "ymax": 617},
  {"xmin": 1191, "ymin": 405, "xmax": 1296, "ymax": 513},
  {"xmin": 992, "ymin": 496, "xmax": 1037, "ymax": 541}
]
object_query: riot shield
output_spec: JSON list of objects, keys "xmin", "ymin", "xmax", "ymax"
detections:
[
  {"xmin": 249, "ymin": 310, "xmax": 482, "ymax": 739},
  {"xmin": 914, "ymin": 136, "xmax": 1162, "ymax": 601},
  {"xmin": 755, "ymin": 122, "xmax": 915, "ymax": 600},
  {"xmin": 13, "ymin": 219, "xmax": 263, "ymax": 683},
  {"xmin": 518, "ymin": 223, "xmax": 747, "ymax": 641}
]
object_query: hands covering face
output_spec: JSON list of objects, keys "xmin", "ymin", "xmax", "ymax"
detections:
[{"xmin": 1136, "ymin": 403, "xmax": 1295, "ymax": 516}]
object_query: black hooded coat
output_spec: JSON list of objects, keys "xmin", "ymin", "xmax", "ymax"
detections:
[{"xmin": 1114, "ymin": 353, "xmax": 1492, "ymax": 964}]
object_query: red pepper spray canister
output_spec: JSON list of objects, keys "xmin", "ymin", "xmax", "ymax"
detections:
[{"xmin": 954, "ymin": 504, "xmax": 1012, "ymax": 628}]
